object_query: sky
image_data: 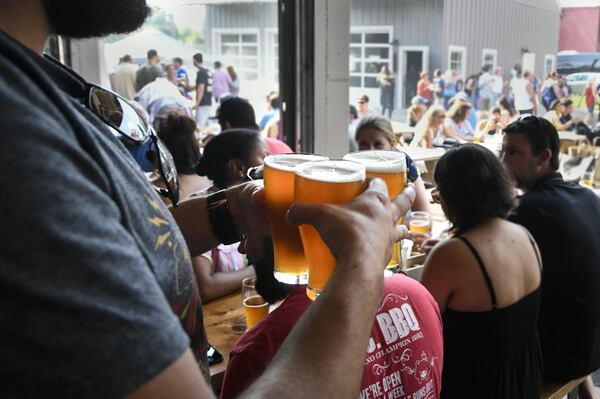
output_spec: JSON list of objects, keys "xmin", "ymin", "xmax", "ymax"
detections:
[{"xmin": 147, "ymin": 0, "xmax": 206, "ymax": 30}]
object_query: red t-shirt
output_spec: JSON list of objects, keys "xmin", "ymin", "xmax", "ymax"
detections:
[
  {"xmin": 264, "ymin": 137, "xmax": 293, "ymax": 155},
  {"xmin": 417, "ymin": 79, "xmax": 433, "ymax": 101},
  {"xmin": 220, "ymin": 275, "xmax": 443, "ymax": 399}
]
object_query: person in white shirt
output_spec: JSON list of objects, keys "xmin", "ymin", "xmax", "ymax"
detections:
[
  {"xmin": 491, "ymin": 67, "xmax": 504, "ymax": 105},
  {"xmin": 511, "ymin": 71, "xmax": 536, "ymax": 115},
  {"xmin": 111, "ymin": 55, "xmax": 138, "ymax": 100}
]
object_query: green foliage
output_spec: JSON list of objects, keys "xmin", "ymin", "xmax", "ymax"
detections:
[
  {"xmin": 179, "ymin": 27, "xmax": 204, "ymax": 46},
  {"xmin": 105, "ymin": 6, "xmax": 203, "ymax": 46},
  {"xmin": 146, "ymin": 6, "xmax": 179, "ymax": 38}
]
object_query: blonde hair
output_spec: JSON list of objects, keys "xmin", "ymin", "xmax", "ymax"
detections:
[
  {"xmin": 447, "ymin": 100, "xmax": 472, "ymax": 123},
  {"xmin": 355, "ymin": 115, "xmax": 396, "ymax": 146}
]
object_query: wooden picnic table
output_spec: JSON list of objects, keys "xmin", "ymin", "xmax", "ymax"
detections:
[{"xmin": 203, "ymin": 292, "xmax": 246, "ymax": 392}]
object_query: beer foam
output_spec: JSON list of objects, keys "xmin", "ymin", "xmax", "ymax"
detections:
[
  {"xmin": 295, "ymin": 160, "xmax": 366, "ymax": 183},
  {"xmin": 342, "ymin": 151, "xmax": 406, "ymax": 173},
  {"xmin": 264, "ymin": 154, "xmax": 328, "ymax": 172}
]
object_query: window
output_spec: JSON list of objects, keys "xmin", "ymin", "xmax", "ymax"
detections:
[
  {"xmin": 448, "ymin": 45, "xmax": 467, "ymax": 79},
  {"xmin": 482, "ymin": 49, "xmax": 497, "ymax": 71},
  {"xmin": 213, "ymin": 29, "xmax": 260, "ymax": 80},
  {"xmin": 349, "ymin": 26, "xmax": 393, "ymax": 88},
  {"xmin": 266, "ymin": 28, "xmax": 279, "ymax": 85},
  {"xmin": 544, "ymin": 54, "xmax": 556, "ymax": 78}
]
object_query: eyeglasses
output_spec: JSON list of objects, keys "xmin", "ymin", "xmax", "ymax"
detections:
[
  {"xmin": 44, "ymin": 55, "xmax": 180, "ymax": 206},
  {"xmin": 246, "ymin": 165, "xmax": 264, "ymax": 181}
]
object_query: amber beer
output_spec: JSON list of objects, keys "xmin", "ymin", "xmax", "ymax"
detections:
[
  {"xmin": 343, "ymin": 151, "xmax": 407, "ymax": 268},
  {"xmin": 243, "ymin": 295, "xmax": 269, "ymax": 329},
  {"xmin": 264, "ymin": 154, "xmax": 328, "ymax": 284},
  {"xmin": 409, "ymin": 211, "xmax": 431, "ymax": 234},
  {"xmin": 295, "ymin": 160, "xmax": 366, "ymax": 299}
]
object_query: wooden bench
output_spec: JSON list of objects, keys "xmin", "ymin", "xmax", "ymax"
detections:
[{"xmin": 540, "ymin": 375, "xmax": 588, "ymax": 399}]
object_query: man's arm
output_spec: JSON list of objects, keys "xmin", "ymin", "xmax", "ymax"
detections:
[
  {"xmin": 195, "ymin": 83, "xmax": 205, "ymax": 108},
  {"xmin": 170, "ymin": 182, "xmax": 268, "ymax": 257}
]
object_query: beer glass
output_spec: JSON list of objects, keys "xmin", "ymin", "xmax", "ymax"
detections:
[
  {"xmin": 343, "ymin": 150, "xmax": 407, "ymax": 268},
  {"xmin": 264, "ymin": 154, "xmax": 329, "ymax": 284},
  {"xmin": 295, "ymin": 160, "xmax": 366, "ymax": 299},
  {"xmin": 408, "ymin": 211, "xmax": 431, "ymax": 234},
  {"xmin": 242, "ymin": 277, "xmax": 269, "ymax": 330},
  {"xmin": 408, "ymin": 211, "xmax": 431, "ymax": 252}
]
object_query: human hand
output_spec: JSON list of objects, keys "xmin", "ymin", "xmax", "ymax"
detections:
[
  {"xmin": 286, "ymin": 179, "xmax": 416, "ymax": 276},
  {"xmin": 226, "ymin": 181, "xmax": 270, "ymax": 236}
]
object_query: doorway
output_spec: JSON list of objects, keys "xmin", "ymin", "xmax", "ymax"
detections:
[{"xmin": 398, "ymin": 46, "xmax": 429, "ymax": 109}]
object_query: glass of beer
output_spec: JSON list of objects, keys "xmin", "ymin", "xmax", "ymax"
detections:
[
  {"xmin": 295, "ymin": 160, "xmax": 366, "ymax": 300},
  {"xmin": 242, "ymin": 277, "xmax": 269, "ymax": 330},
  {"xmin": 343, "ymin": 150, "xmax": 407, "ymax": 269},
  {"xmin": 264, "ymin": 153, "xmax": 329, "ymax": 284},
  {"xmin": 408, "ymin": 211, "xmax": 431, "ymax": 252}
]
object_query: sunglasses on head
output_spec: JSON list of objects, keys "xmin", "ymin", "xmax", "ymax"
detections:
[{"xmin": 44, "ymin": 55, "xmax": 180, "ymax": 206}]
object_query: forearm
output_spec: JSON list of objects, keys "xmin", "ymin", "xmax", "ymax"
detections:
[
  {"xmin": 169, "ymin": 196, "xmax": 220, "ymax": 257},
  {"xmin": 198, "ymin": 266, "xmax": 255, "ymax": 303},
  {"xmin": 241, "ymin": 259, "xmax": 384, "ymax": 399},
  {"xmin": 412, "ymin": 177, "xmax": 430, "ymax": 213}
]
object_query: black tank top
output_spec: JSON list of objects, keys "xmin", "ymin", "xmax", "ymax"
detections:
[{"xmin": 441, "ymin": 236, "xmax": 543, "ymax": 399}]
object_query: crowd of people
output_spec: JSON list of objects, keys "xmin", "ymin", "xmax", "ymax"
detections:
[
  {"xmin": 354, "ymin": 63, "xmax": 600, "ymax": 152},
  {"xmin": 2, "ymin": 1, "xmax": 600, "ymax": 399}
]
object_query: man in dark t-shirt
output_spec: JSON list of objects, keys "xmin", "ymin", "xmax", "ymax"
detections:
[
  {"xmin": 135, "ymin": 48, "xmax": 163, "ymax": 91},
  {"xmin": 193, "ymin": 52, "xmax": 212, "ymax": 127},
  {"xmin": 503, "ymin": 116, "xmax": 600, "ymax": 397}
]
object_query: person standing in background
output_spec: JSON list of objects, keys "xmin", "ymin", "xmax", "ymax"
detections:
[
  {"xmin": 417, "ymin": 71, "xmax": 433, "ymax": 105},
  {"xmin": 512, "ymin": 71, "xmax": 536, "ymax": 115},
  {"xmin": 357, "ymin": 94, "xmax": 373, "ymax": 118},
  {"xmin": 584, "ymin": 78, "xmax": 597, "ymax": 126},
  {"xmin": 227, "ymin": 65, "xmax": 240, "ymax": 96},
  {"xmin": 211, "ymin": 61, "xmax": 232, "ymax": 103},
  {"xmin": 192, "ymin": 53, "xmax": 212, "ymax": 128},
  {"xmin": 172, "ymin": 57, "xmax": 190, "ymax": 98},
  {"xmin": 377, "ymin": 65, "xmax": 395, "ymax": 118},
  {"xmin": 491, "ymin": 67, "xmax": 504, "ymax": 106},
  {"xmin": 112, "ymin": 55, "xmax": 138, "ymax": 100},
  {"xmin": 135, "ymin": 49, "xmax": 163, "ymax": 92},
  {"xmin": 477, "ymin": 65, "xmax": 495, "ymax": 112}
]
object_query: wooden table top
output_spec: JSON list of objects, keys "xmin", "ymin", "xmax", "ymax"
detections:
[{"xmin": 203, "ymin": 292, "xmax": 246, "ymax": 392}]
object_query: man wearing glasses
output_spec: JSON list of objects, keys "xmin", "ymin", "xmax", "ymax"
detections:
[
  {"xmin": 503, "ymin": 116, "xmax": 600, "ymax": 398},
  {"xmin": 0, "ymin": 1, "xmax": 415, "ymax": 398}
]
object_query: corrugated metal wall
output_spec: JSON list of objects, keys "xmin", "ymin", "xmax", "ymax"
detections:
[
  {"xmin": 204, "ymin": 2, "xmax": 278, "ymax": 78},
  {"xmin": 442, "ymin": 0, "xmax": 561, "ymax": 79},
  {"xmin": 350, "ymin": 0, "xmax": 444, "ymax": 74}
]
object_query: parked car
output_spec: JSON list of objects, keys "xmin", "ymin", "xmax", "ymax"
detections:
[{"xmin": 566, "ymin": 72, "xmax": 600, "ymax": 96}]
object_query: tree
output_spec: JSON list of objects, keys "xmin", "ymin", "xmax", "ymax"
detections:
[
  {"xmin": 179, "ymin": 27, "xmax": 203, "ymax": 46},
  {"xmin": 145, "ymin": 6, "xmax": 179, "ymax": 38}
]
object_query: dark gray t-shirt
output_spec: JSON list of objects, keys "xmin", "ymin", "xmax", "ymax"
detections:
[{"xmin": 0, "ymin": 32, "xmax": 208, "ymax": 397}]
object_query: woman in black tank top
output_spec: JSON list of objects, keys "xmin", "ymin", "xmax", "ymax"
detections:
[{"xmin": 420, "ymin": 145, "xmax": 542, "ymax": 398}]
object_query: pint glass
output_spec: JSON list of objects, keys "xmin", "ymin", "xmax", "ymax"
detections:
[
  {"xmin": 242, "ymin": 277, "xmax": 269, "ymax": 330},
  {"xmin": 343, "ymin": 150, "xmax": 407, "ymax": 268},
  {"xmin": 294, "ymin": 160, "xmax": 366, "ymax": 299},
  {"xmin": 264, "ymin": 154, "xmax": 328, "ymax": 284}
]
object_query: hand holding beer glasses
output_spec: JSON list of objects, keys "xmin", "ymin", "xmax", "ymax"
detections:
[{"xmin": 242, "ymin": 277, "xmax": 269, "ymax": 330}]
